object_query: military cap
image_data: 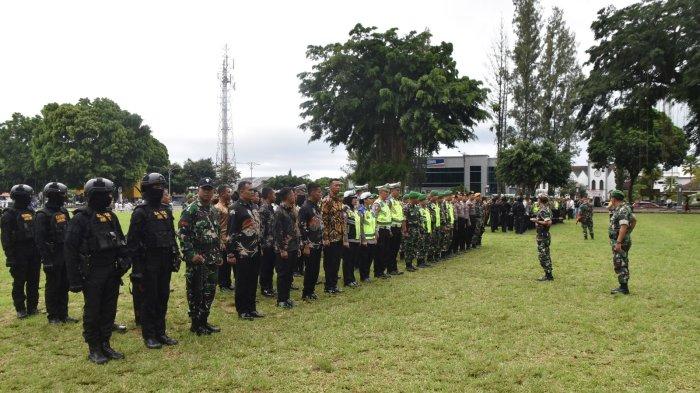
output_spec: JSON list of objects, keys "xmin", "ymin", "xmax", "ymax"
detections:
[
  {"xmin": 408, "ymin": 191, "xmax": 421, "ymax": 199},
  {"xmin": 429, "ymin": 190, "xmax": 440, "ymax": 197},
  {"xmin": 388, "ymin": 182, "xmax": 402, "ymax": 190},
  {"xmin": 444, "ymin": 190, "xmax": 453, "ymax": 196},
  {"xmin": 198, "ymin": 177, "xmax": 215, "ymax": 189},
  {"xmin": 610, "ymin": 189, "xmax": 625, "ymax": 200},
  {"xmin": 376, "ymin": 184, "xmax": 390, "ymax": 192},
  {"xmin": 359, "ymin": 191, "xmax": 374, "ymax": 200},
  {"xmin": 402, "ymin": 193, "xmax": 410, "ymax": 200},
  {"xmin": 343, "ymin": 190, "xmax": 355, "ymax": 198},
  {"xmin": 418, "ymin": 193, "xmax": 427, "ymax": 201}
]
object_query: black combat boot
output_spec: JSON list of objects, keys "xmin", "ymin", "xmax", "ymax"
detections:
[
  {"xmin": 158, "ymin": 334, "xmax": 178, "ymax": 346},
  {"xmin": 610, "ymin": 282, "xmax": 629, "ymax": 295},
  {"xmin": 102, "ymin": 342, "xmax": 124, "ymax": 360},
  {"xmin": 144, "ymin": 337, "xmax": 163, "ymax": 349},
  {"xmin": 203, "ymin": 321, "xmax": 221, "ymax": 333},
  {"xmin": 87, "ymin": 345, "xmax": 109, "ymax": 365},
  {"xmin": 537, "ymin": 272, "xmax": 554, "ymax": 281},
  {"xmin": 590, "ymin": 233, "xmax": 594, "ymax": 240},
  {"xmin": 190, "ymin": 318, "xmax": 210, "ymax": 335}
]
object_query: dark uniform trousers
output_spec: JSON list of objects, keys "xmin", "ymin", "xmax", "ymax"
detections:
[
  {"xmin": 303, "ymin": 247, "xmax": 322, "ymax": 296},
  {"xmin": 323, "ymin": 241, "xmax": 342, "ymax": 290},
  {"xmin": 275, "ymin": 251, "xmax": 296, "ymax": 303},
  {"xmin": 342, "ymin": 242, "xmax": 359, "ymax": 285},
  {"xmin": 218, "ymin": 252, "xmax": 234, "ymax": 289},
  {"xmin": 295, "ymin": 254, "xmax": 306, "ymax": 276},
  {"xmin": 45, "ymin": 259, "xmax": 69, "ymax": 320},
  {"xmin": 466, "ymin": 216, "xmax": 476, "ymax": 246},
  {"xmin": 259, "ymin": 246, "xmax": 276, "ymax": 292},
  {"xmin": 82, "ymin": 262, "xmax": 120, "ymax": 347},
  {"xmin": 10, "ymin": 246, "xmax": 41, "ymax": 313},
  {"xmin": 375, "ymin": 228, "xmax": 392, "ymax": 276},
  {"xmin": 388, "ymin": 227, "xmax": 402, "ymax": 272},
  {"xmin": 234, "ymin": 254, "xmax": 260, "ymax": 314},
  {"xmin": 140, "ymin": 250, "xmax": 172, "ymax": 340},
  {"xmin": 358, "ymin": 244, "xmax": 375, "ymax": 281}
]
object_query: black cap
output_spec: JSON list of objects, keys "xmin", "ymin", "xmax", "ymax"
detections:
[{"xmin": 198, "ymin": 177, "xmax": 215, "ymax": 189}]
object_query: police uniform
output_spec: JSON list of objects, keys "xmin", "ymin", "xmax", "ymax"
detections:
[
  {"xmin": 372, "ymin": 185, "xmax": 392, "ymax": 278},
  {"xmin": 388, "ymin": 183, "xmax": 404, "ymax": 275}
]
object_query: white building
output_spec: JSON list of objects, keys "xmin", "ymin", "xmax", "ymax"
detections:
[{"xmin": 569, "ymin": 163, "xmax": 616, "ymax": 204}]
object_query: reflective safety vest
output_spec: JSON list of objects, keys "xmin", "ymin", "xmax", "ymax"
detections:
[
  {"xmin": 432, "ymin": 204, "xmax": 441, "ymax": 227},
  {"xmin": 447, "ymin": 203, "xmax": 455, "ymax": 225},
  {"xmin": 532, "ymin": 202, "xmax": 540, "ymax": 214},
  {"xmin": 390, "ymin": 199, "xmax": 404, "ymax": 226},
  {"xmin": 351, "ymin": 210, "xmax": 361, "ymax": 241},
  {"xmin": 376, "ymin": 200, "xmax": 392, "ymax": 227},
  {"xmin": 420, "ymin": 207, "xmax": 432, "ymax": 234},
  {"xmin": 363, "ymin": 209, "xmax": 376, "ymax": 240}
]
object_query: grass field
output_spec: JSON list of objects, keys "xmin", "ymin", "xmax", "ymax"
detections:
[{"xmin": 0, "ymin": 212, "xmax": 698, "ymax": 392}]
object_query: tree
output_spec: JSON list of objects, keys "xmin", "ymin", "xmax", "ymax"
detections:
[
  {"xmin": 181, "ymin": 158, "xmax": 216, "ymax": 188},
  {"xmin": 588, "ymin": 108, "xmax": 688, "ymax": 202},
  {"xmin": 496, "ymin": 140, "xmax": 572, "ymax": 194},
  {"xmin": 215, "ymin": 162, "xmax": 241, "ymax": 187},
  {"xmin": 510, "ymin": 0, "xmax": 542, "ymax": 140},
  {"xmin": 144, "ymin": 136, "xmax": 170, "ymax": 174},
  {"xmin": 682, "ymin": 155, "xmax": 699, "ymax": 180},
  {"xmin": 31, "ymin": 98, "xmax": 163, "ymax": 188},
  {"xmin": 487, "ymin": 17, "xmax": 512, "ymax": 155},
  {"xmin": 638, "ymin": 167, "xmax": 662, "ymax": 200},
  {"xmin": 663, "ymin": 176, "xmax": 679, "ymax": 200},
  {"xmin": 264, "ymin": 170, "xmax": 309, "ymax": 190},
  {"xmin": 0, "ymin": 113, "xmax": 41, "ymax": 190},
  {"xmin": 577, "ymin": 0, "xmax": 699, "ymax": 154},
  {"xmin": 537, "ymin": 7, "xmax": 583, "ymax": 152},
  {"xmin": 167, "ymin": 162, "xmax": 188, "ymax": 194},
  {"xmin": 298, "ymin": 24, "xmax": 488, "ymax": 186}
]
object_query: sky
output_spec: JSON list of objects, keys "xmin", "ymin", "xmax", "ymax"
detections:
[{"xmin": 0, "ymin": 0, "xmax": 637, "ymax": 179}]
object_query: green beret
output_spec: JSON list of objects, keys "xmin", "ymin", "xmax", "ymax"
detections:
[
  {"xmin": 408, "ymin": 191, "xmax": 421, "ymax": 199},
  {"xmin": 418, "ymin": 193, "xmax": 427, "ymax": 201},
  {"xmin": 429, "ymin": 190, "xmax": 440, "ymax": 197},
  {"xmin": 402, "ymin": 193, "xmax": 410, "ymax": 200},
  {"xmin": 444, "ymin": 190, "xmax": 453, "ymax": 196},
  {"xmin": 611, "ymin": 190, "xmax": 625, "ymax": 200}
]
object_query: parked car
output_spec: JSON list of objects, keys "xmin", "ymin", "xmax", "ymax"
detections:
[{"xmin": 632, "ymin": 201, "xmax": 660, "ymax": 209}]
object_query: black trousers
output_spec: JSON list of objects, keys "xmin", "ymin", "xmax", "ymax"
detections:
[
  {"xmin": 323, "ymin": 241, "xmax": 342, "ymax": 290},
  {"xmin": 342, "ymin": 242, "xmax": 359, "ymax": 285},
  {"xmin": 303, "ymin": 247, "xmax": 322, "ymax": 296},
  {"xmin": 491, "ymin": 213, "xmax": 500, "ymax": 232},
  {"xmin": 388, "ymin": 227, "xmax": 402, "ymax": 272},
  {"xmin": 514, "ymin": 216, "xmax": 525, "ymax": 234},
  {"xmin": 259, "ymin": 247, "xmax": 275, "ymax": 292},
  {"xmin": 295, "ymin": 254, "xmax": 306, "ymax": 275},
  {"xmin": 218, "ymin": 251, "xmax": 234, "ymax": 289},
  {"xmin": 9, "ymin": 251, "xmax": 41, "ymax": 313},
  {"xmin": 359, "ymin": 243, "xmax": 375, "ymax": 280},
  {"xmin": 234, "ymin": 254, "xmax": 260, "ymax": 314},
  {"xmin": 82, "ymin": 263, "xmax": 120, "ymax": 347},
  {"xmin": 44, "ymin": 260, "xmax": 69, "ymax": 320},
  {"xmin": 466, "ymin": 216, "xmax": 476, "ymax": 247},
  {"xmin": 375, "ymin": 228, "xmax": 391, "ymax": 276},
  {"xmin": 140, "ymin": 251, "xmax": 172, "ymax": 339},
  {"xmin": 275, "ymin": 251, "xmax": 296, "ymax": 303}
]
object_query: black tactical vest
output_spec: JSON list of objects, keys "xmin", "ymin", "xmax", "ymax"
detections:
[
  {"xmin": 12, "ymin": 208, "xmax": 35, "ymax": 242},
  {"xmin": 136, "ymin": 204, "xmax": 177, "ymax": 249},
  {"xmin": 38, "ymin": 207, "xmax": 69, "ymax": 245},
  {"xmin": 80, "ymin": 208, "xmax": 124, "ymax": 253}
]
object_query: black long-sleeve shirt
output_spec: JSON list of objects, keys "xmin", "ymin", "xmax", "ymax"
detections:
[
  {"xmin": 298, "ymin": 199, "xmax": 323, "ymax": 248},
  {"xmin": 228, "ymin": 199, "xmax": 262, "ymax": 258},
  {"xmin": 273, "ymin": 203, "xmax": 300, "ymax": 253},
  {"xmin": 1, "ymin": 207, "xmax": 37, "ymax": 263},
  {"xmin": 34, "ymin": 203, "xmax": 70, "ymax": 265}
]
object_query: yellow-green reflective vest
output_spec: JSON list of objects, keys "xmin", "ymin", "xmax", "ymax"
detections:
[
  {"xmin": 447, "ymin": 203, "xmax": 455, "ymax": 225},
  {"xmin": 376, "ymin": 200, "xmax": 392, "ymax": 226},
  {"xmin": 363, "ymin": 209, "xmax": 376, "ymax": 240},
  {"xmin": 432, "ymin": 204, "xmax": 441, "ymax": 227},
  {"xmin": 532, "ymin": 202, "xmax": 540, "ymax": 213},
  {"xmin": 420, "ymin": 207, "xmax": 432, "ymax": 233},
  {"xmin": 351, "ymin": 210, "xmax": 361, "ymax": 241},
  {"xmin": 390, "ymin": 199, "xmax": 404, "ymax": 225}
]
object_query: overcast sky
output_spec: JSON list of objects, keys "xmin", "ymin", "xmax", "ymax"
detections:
[{"xmin": 0, "ymin": 0, "xmax": 636, "ymax": 178}]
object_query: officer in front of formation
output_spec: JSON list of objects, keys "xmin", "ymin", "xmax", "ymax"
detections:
[
  {"xmin": 35, "ymin": 182, "xmax": 78, "ymax": 324},
  {"xmin": 64, "ymin": 178, "xmax": 130, "ymax": 364},
  {"xmin": 127, "ymin": 173, "xmax": 180, "ymax": 349},
  {"xmin": 1, "ymin": 184, "xmax": 41, "ymax": 319}
]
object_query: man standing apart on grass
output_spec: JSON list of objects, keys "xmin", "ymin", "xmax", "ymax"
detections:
[
  {"xmin": 321, "ymin": 179, "xmax": 346, "ymax": 291},
  {"xmin": 531, "ymin": 194, "xmax": 554, "ymax": 282},
  {"xmin": 608, "ymin": 190, "xmax": 636, "ymax": 295},
  {"xmin": 178, "ymin": 177, "xmax": 223, "ymax": 335},
  {"xmin": 300, "ymin": 183, "xmax": 324, "ymax": 300},
  {"xmin": 228, "ymin": 180, "xmax": 264, "ymax": 320},
  {"xmin": 577, "ymin": 196, "xmax": 594, "ymax": 240}
]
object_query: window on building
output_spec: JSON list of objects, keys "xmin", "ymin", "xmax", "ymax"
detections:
[
  {"xmin": 487, "ymin": 166, "xmax": 497, "ymax": 195},
  {"xmin": 423, "ymin": 167, "xmax": 464, "ymax": 188},
  {"xmin": 470, "ymin": 166, "xmax": 482, "ymax": 193},
  {"xmin": 599, "ymin": 180, "xmax": 604, "ymax": 190},
  {"xmin": 591, "ymin": 180, "xmax": 596, "ymax": 190}
]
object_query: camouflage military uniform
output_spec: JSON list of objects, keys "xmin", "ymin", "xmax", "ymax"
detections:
[
  {"xmin": 471, "ymin": 202, "xmax": 484, "ymax": 247},
  {"xmin": 428, "ymin": 201, "xmax": 441, "ymax": 261},
  {"xmin": 535, "ymin": 206, "xmax": 553, "ymax": 274},
  {"xmin": 402, "ymin": 203, "xmax": 422, "ymax": 266},
  {"xmin": 578, "ymin": 202, "xmax": 594, "ymax": 239},
  {"xmin": 609, "ymin": 203, "xmax": 634, "ymax": 285},
  {"xmin": 178, "ymin": 199, "xmax": 221, "ymax": 324},
  {"xmin": 441, "ymin": 200, "xmax": 453, "ymax": 253}
]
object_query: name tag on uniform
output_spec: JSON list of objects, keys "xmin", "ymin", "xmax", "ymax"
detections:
[
  {"xmin": 21, "ymin": 213, "xmax": 33, "ymax": 221},
  {"xmin": 96, "ymin": 213, "xmax": 111, "ymax": 223},
  {"xmin": 154, "ymin": 211, "xmax": 168, "ymax": 220},
  {"xmin": 55, "ymin": 214, "xmax": 66, "ymax": 224}
]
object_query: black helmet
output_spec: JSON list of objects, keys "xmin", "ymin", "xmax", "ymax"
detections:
[
  {"xmin": 43, "ymin": 182, "xmax": 68, "ymax": 196},
  {"xmin": 10, "ymin": 184, "xmax": 33, "ymax": 200},
  {"xmin": 84, "ymin": 178, "xmax": 115, "ymax": 198},
  {"xmin": 141, "ymin": 173, "xmax": 166, "ymax": 189}
]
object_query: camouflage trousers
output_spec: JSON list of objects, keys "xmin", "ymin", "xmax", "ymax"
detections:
[
  {"xmin": 471, "ymin": 218, "xmax": 483, "ymax": 246},
  {"xmin": 430, "ymin": 230, "xmax": 442, "ymax": 261},
  {"xmin": 442, "ymin": 225, "xmax": 453, "ymax": 252},
  {"xmin": 402, "ymin": 228, "xmax": 422, "ymax": 264},
  {"xmin": 581, "ymin": 220, "xmax": 594, "ymax": 239},
  {"xmin": 537, "ymin": 237, "xmax": 552, "ymax": 274},
  {"xmin": 611, "ymin": 241, "xmax": 631, "ymax": 284},
  {"xmin": 185, "ymin": 262, "xmax": 218, "ymax": 322}
]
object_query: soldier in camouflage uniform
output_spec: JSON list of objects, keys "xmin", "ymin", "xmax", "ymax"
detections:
[
  {"xmin": 401, "ymin": 192, "xmax": 422, "ymax": 272},
  {"xmin": 471, "ymin": 193, "xmax": 484, "ymax": 248},
  {"xmin": 576, "ymin": 196, "xmax": 594, "ymax": 240},
  {"xmin": 178, "ymin": 178, "xmax": 222, "ymax": 336},
  {"xmin": 531, "ymin": 195, "xmax": 554, "ymax": 281},
  {"xmin": 608, "ymin": 190, "xmax": 635, "ymax": 295}
]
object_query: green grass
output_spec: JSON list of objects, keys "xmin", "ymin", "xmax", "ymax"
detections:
[{"xmin": 0, "ymin": 212, "xmax": 698, "ymax": 392}]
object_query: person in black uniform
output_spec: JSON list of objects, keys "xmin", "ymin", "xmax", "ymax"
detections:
[
  {"xmin": 273, "ymin": 187, "xmax": 300, "ymax": 308},
  {"xmin": 64, "ymin": 178, "xmax": 130, "ymax": 364},
  {"xmin": 512, "ymin": 196, "xmax": 526, "ymax": 234},
  {"xmin": 258, "ymin": 187, "xmax": 277, "ymax": 298},
  {"xmin": 227, "ymin": 180, "xmax": 264, "ymax": 320},
  {"xmin": 127, "ymin": 173, "xmax": 180, "ymax": 349},
  {"xmin": 501, "ymin": 198, "xmax": 512, "ymax": 232},
  {"xmin": 35, "ymin": 182, "xmax": 78, "ymax": 324},
  {"xmin": 490, "ymin": 197, "xmax": 502, "ymax": 232},
  {"xmin": 1, "ymin": 184, "xmax": 41, "ymax": 319},
  {"xmin": 299, "ymin": 183, "xmax": 323, "ymax": 301}
]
